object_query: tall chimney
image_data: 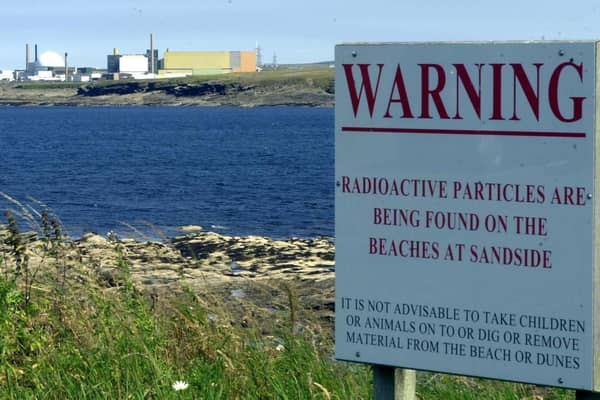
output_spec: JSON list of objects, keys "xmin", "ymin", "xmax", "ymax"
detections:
[
  {"xmin": 35, "ymin": 44, "xmax": 38, "ymax": 62},
  {"xmin": 26, "ymin": 44, "xmax": 30, "ymax": 70},
  {"xmin": 64, "ymin": 52, "xmax": 68, "ymax": 82},
  {"xmin": 150, "ymin": 33, "xmax": 154, "ymax": 74}
]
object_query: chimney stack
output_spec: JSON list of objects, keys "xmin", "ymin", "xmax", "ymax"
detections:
[
  {"xmin": 64, "ymin": 52, "xmax": 68, "ymax": 82},
  {"xmin": 150, "ymin": 33, "xmax": 154, "ymax": 74},
  {"xmin": 35, "ymin": 44, "xmax": 38, "ymax": 62}
]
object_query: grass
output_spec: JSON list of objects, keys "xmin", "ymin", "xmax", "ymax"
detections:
[
  {"xmin": 0, "ymin": 202, "xmax": 580, "ymax": 399},
  {"xmin": 417, "ymin": 374, "xmax": 573, "ymax": 400},
  {"xmin": 13, "ymin": 82, "xmax": 84, "ymax": 90},
  {"xmin": 0, "ymin": 202, "xmax": 367, "ymax": 399},
  {"xmin": 0, "ymin": 254, "xmax": 370, "ymax": 399},
  {"xmin": 1, "ymin": 285, "xmax": 373, "ymax": 398},
  {"xmin": 193, "ymin": 67, "xmax": 335, "ymax": 93}
]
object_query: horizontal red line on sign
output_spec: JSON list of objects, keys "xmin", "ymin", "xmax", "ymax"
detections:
[{"xmin": 341, "ymin": 126, "xmax": 586, "ymax": 138}]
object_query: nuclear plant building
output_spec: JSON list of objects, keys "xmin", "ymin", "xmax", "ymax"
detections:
[
  {"xmin": 106, "ymin": 34, "xmax": 257, "ymax": 79},
  {"xmin": 159, "ymin": 50, "xmax": 256, "ymax": 75},
  {"xmin": 10, "ymin": 35, "xmax": 258, "ymax": 82},
  {"xmin": 106, "ymin": 51, "xmax": 257, "ymax": 78},
  {"xmin": 22, "ymin": 44, "xmax": 73, "ymax": 81}
]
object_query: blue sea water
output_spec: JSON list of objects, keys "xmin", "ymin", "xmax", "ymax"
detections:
[{"xmin": 0, "ymin": 106, "xmax": 334, "ymax": 239}]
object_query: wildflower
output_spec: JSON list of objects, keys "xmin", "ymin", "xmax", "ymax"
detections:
[
  {"xmin": 172, "ymin": 380, "xmax": 189, "ymax": 391},
  {"xmin": 275, "ymin": 344, "xmax": 285, "ymax": 352}
]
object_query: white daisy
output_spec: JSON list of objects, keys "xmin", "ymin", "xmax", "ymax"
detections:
[{"xmin": 172, "ymin": 380, "xmax": 189, "ymax": 391}]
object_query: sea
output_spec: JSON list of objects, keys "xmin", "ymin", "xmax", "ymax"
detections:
[{"xmin": 0, "ymin": 106, "xmax": 334, "ymax": 240}]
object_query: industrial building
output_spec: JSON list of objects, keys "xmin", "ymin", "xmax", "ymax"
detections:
[
  {"xmin": 107, "ymin": 34, "xmax": 159, "ymax": 78},
  {"xmin": 23, "ymin": 44, "xmax": 76, "ymax": 81},
  {"xmin": 0, "ymin": 70, "xmax": 14, "ymax": 81},
  {"xmin": 107, "ymin": 49, "xmax": 148, "ymax": 75},
  {"xmin": 146, "ymin": 49, "xmax": 159, "ymax": 74},
  {"xmin": 159, "ymin": 50, "xmax": 257, "ymax": 76},
  {"xmin": 107, "ymin": 48, "xmax": 258, "ymax": 78}
]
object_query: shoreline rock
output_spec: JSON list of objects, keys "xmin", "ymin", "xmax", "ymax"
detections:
[{"xmin": 1, "ymin": 229, "xmax": 336, "ymax": 331}]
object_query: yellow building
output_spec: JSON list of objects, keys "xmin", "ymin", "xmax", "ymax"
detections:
[{"xmin": 160, "ymin": 50, "xmax": 257, "ymax": 76}]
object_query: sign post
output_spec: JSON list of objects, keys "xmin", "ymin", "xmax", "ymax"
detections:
[
  {"xmin": 373, "ymin": 366, "xmax": 415, "ymax": 400},
  {"xmin": 373, "ymin": 366, "xmax": 395, "ymax": 399},
  {"xmin": 335, "ymin": 41, "xmax": 600, "ymax": 395}
]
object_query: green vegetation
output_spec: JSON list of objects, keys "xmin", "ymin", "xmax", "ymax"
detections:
[
  {"xmin": 0, "ymin": 279, "xmax": 372, "ymax": 399},
  {"xmin": 0, "ymin": 204, "xmax": 577, "ymax": 399},
  {"xmin": 14, "ymin": 82, "xmax": 84, "ymax": 90},
  {"xmin": 0, "ymin": 203, "xmax": 367, "ymax": 399},
  {"xmin": 83, "ymin": 67, "xmax": 334, "ymax": 93},
  {"xmin": 190, "ymin": 67, "xmax": 335, "ymax": 93},
  {"xmin": 417, "ymin": 374, "xmax": 572, "ymax": 400}
]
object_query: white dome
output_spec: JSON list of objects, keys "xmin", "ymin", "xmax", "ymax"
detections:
[{"xmin": 37, "ymin": 51, "xmax": 64, "ymax": 67}]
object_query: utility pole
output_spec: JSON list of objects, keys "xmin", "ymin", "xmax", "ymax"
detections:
[
  {"xmin": 256, "ymin": 42, "xmax": 262, "ymax": 67},
  {"xmin": 150, "ymin": 33, "xmax": 155, "ymax": 74}
]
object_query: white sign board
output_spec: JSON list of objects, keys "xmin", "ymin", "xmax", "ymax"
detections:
[{"xmin": 334, "ymin": 42, "xmax": 599, "ymax": 390}]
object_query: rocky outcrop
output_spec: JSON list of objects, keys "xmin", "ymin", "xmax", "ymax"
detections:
[
  {"xmin": 76, "ymin": 81, "xmax": 251, "ymax": 98},
  {"xmin": 0, "ymin": 229, "xmax": 336, "ymax": 330}
]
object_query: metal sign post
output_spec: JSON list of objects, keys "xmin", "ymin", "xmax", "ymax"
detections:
[{"xmin": 374, "ymin": 366, "xmax": 416, "ymax": 400}]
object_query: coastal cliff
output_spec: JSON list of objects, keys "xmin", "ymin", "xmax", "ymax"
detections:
[{"xmin": 0, "ymin": 68, "xmax": 334, "ymax": 107}]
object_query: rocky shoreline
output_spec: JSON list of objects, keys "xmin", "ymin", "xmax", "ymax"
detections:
[{"xmin": 1, "ymin": 227, "xmax": 335, "ymax": 331}]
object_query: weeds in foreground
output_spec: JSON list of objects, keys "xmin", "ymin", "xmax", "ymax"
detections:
[
  {"xmin": 0, "ymin": 200, "xmax": 370, "ymax": 399},
  {"xmin": 0, "ymin": 272, "xmax": 370, "ymax": 399}
]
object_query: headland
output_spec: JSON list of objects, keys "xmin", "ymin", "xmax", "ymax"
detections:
[{"xmin": 0, "ymin": 68, "xmax": 334, "ymax": 107}]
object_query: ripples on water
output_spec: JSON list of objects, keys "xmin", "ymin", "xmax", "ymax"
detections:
[{"xmin": 0, "ymin": 106, "xmax": 334, "ymax": 239}]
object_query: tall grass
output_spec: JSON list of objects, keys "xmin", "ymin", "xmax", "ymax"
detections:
[
  {"xmin": 0, "ymin": 255, "xmax": 370, "ymax": 398},
  {"xmin": 0, "ymin": 202, "xmax": 369, "ymax": 399}
]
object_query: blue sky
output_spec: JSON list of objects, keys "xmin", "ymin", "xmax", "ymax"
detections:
[{"xmin": 2, "ymin": 0, "xmax": 600, "ymax": 69}]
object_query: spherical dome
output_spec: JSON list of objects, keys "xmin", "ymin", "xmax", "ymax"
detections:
[{"xmin": 37, "ymin": 51, "xmax": 64, "ymax": 67}]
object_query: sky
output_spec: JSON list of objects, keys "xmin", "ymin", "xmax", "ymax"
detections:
[{"xmin": 2, "ymin": 0, "xmax": 600, "ymax": 69}]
